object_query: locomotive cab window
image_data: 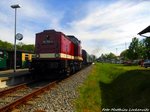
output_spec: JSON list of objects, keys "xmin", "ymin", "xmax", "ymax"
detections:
[{"xmin": 43, "ymin": 35, "xmax": 54, "ymax": 44}]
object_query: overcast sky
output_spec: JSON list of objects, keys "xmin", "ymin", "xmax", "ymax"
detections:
[{"xmin": 0, "ymin": 0, "xmax": 150, "ymax": 57}]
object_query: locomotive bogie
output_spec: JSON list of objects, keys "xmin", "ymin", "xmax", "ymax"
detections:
[{"xmin": 30, "ymin": 59, "xmax": 77, "ymax": 76}]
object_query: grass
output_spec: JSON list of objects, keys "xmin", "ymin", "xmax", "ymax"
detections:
[{"xmin": 75, "ymin": 63, "xmax": 150, "ymax": 112}]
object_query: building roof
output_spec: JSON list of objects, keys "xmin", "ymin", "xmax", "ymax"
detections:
[{"xmin": 138, "ymin": 25, "xmax": 150, "ymax": 35}]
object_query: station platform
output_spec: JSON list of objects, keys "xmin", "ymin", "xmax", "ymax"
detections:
[
  {"xmin": 0, "ymin": 69, "xmax": 32, "ymax": 88},
  {"xmin": 0, "ymin": 68, "xmax": 30, "ymax": 77}
]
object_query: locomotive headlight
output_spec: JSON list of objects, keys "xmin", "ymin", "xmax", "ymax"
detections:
[
  {"xmin": 55, "ymin": 53, "xmax": 60, "ymax": 58},
  {"xmin": 36, "ymin": 54, "xmax": 40, "ymax": 58}
]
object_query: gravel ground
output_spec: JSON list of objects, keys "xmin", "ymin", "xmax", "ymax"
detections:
[
  {"xmin": 0, "ymin": 87, "xmax": 33, "ymax": 108},
  {"xmin": 0, "ymin": 87, "xmax": 10, "ymax": 91},
  {"xmin": 18, "ymin": 65, "xmax": 93, "ymax": 112}
]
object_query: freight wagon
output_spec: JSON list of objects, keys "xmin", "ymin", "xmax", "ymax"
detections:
[{"xmin": 82, "ymin": 49, "xmax": 93, "ymax": 65}]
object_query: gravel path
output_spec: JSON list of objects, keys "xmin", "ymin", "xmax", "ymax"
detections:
[{"xmin": 18, "ymin": 65, "xmax": 93, "ymax": 112}]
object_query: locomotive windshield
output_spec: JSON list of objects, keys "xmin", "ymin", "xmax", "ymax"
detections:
[{"xmin": 42, "ymin": 35, "xmax": 54, "ymax": 44}]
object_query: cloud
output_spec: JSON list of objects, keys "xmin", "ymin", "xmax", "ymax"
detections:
[
  {"xmin": 0, "ymin": 0, "xmax": 150, "ymax": 57},
  {"xmin": 65, "ymin": 0, "xmax": 150, "ymax": 56},
  {"xmin": 0, "ymin": 0, "xmax": 64, "ymax": 44}
]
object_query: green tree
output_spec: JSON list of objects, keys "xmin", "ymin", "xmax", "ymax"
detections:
[
  {"xmin": 21, "ymin": 44, "xmax": 35, "ymax": 52},
  {"xmin": 128, "ymin": 37, "xmax": 144, "ymax": 60},
  {"xmin": 0, "ymin": 39, "xmax": 34, "ymax": 52},
  {"xmin": 99, "ymin": 54, "xmax": 107, "ymax": 61},
  {"xmin": 0, "ymin": 40, "xmax": 13, "ymax": 50},
  {"xmin": 120, "ymin": 49, "xmax": 129, "ymax": 60},
  {"xmin": 17, "ymin": 42, "xmax": 35, "ymax": 52},
  {"xmin": 99, "ymin": 53, "xmax": 117, "ymax": 62},
  {"xmin": 143, "ymin": 37, "xmax": 150, "ymax": 59},
  {"xmin": 107, "ymin": 52, "xmax": 117, "ymax": 60}
]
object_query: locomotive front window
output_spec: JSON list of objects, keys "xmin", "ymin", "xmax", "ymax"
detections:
[
  {"xmin": 0, "ymin": 51, "xmax": 4, "ymax": 58},
  {"xmin": 43, "ymin": 36, "xmax": 54, "ymax": 44}
]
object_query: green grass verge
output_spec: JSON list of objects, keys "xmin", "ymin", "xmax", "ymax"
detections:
[{"xmin": 75, "ymin": 63, "xmax": 150, "ymax": 112}]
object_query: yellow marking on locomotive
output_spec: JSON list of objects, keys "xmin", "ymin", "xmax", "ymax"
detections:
[
  {"xmin": 74, "ymin": 56, "xmax": 83, "ymax": 61},
  {"xmin": 39, "ymin": 53, "xmax": 75, "ymax": 59}
]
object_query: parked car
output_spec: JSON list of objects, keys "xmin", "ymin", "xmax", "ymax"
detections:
[{"xmin": 143, "ymin": 60, "xmax": 150, "ymax": 68}]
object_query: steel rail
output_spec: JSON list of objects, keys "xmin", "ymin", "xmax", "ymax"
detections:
[
  {"xmin": 0, "ymin": 81, "xmax": 56, "ymax": 112},
  {"xmin": 0, "ymin": 83, "xmax": 27, "ymax": 97}
]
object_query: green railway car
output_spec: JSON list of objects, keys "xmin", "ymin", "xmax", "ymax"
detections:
[
  {"xmin": 0, "ymin": 49, "xmax": 8, "ymax": 69},
  {"xmin": 0, "ymin": 49, "xmax": 33, "ymax": 69},
  {"xmin": 7, "ymin": 51, "xmax": 33, "ymax": 68},
  {"xmin": 22, "ymin": 53, "xmax": 33, "ymax": 68}
]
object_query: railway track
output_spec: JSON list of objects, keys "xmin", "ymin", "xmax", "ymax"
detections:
[
  {"xmin": 0, "ymin": 80, "xmax": 57, "ymax": 112},
  {"xmin": 0, "ymin": 66, "xmax": 92, "ymax": 112},
  {"xmin": 0, "ymin": 83, "xmax": 27, "ymax": 97}
]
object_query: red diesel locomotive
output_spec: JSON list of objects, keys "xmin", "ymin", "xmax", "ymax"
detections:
[{"xmin": 29, "ymin": 30, "xmax": 83, "ymax": 76}]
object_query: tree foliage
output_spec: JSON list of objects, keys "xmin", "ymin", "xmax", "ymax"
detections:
[
  {"xmin": 0, "ymin": 39, "xmax": 34, "ymax": 52},
  {"xmin": 120, "ymin": 49, "xmax": 129, "ymax": 60},
  {"xmin": 143, "ymin": 37, "xmax": 150, "ymax": 59},
  {"xmin": 120, "ymin": 37, "xmax": 150, "ymax": 60},
  {"xmin": 17, "ymin": 42, "xmax": 35, "ymax": 52},
  {"xmin": 0, "ymin": 40, "xmax": 13, "ymax": 50},
  {"xmin": 128, "ymin": 37, "xmax": 141, "ymax": 60},
  {"xmin": 99, "ymin": 52, "xmax": 117, "ymax": 62}
]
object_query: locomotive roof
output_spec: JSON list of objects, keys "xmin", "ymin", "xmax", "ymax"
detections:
[
  {"xmin": 36, "ymin": 29, "xmax": 81, "ymax": 44},
  {"xmin": 67, "ymin": 35, "xmax": 81, "ymax": 45},
  {"xmin": 37, "ymin": 29, "xmax": 65, "ymax": 35},
  {"xmin": 36, "ymin": 29, "xmax": 67, "ymax": 38}
]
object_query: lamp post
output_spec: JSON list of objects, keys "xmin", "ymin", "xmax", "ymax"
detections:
[{"xmin": 11, "ymin": 4, "xmax": 20, "ymax": 72}]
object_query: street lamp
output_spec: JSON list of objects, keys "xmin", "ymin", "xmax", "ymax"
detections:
[{"xmin": 11, "ymin": 4, "xmax": 20, "ymax": 72}]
